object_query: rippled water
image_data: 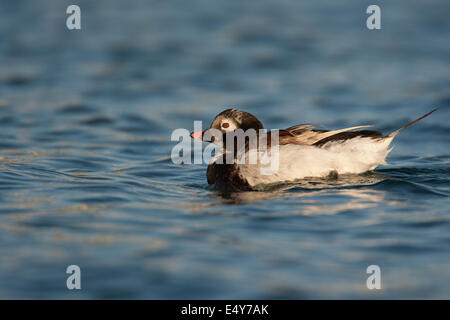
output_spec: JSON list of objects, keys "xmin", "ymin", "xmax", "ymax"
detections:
[{"xmin": 0, "ymin": 0, "xmax": 449, "ymax": 298}]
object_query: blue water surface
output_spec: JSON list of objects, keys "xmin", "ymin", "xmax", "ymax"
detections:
[{"xmin": 0, "ymin": 0, "xmax": 449, "ymax": 298}]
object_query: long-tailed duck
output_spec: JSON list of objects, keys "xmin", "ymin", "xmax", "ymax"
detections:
[{"xmin": 190, "ymin": 108, "xmax": 438, "ymax": 190}]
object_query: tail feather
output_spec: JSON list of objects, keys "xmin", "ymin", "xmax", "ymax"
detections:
[{"xmin": 386, "ymin": 107, "xmax": 439, "ymax": 138}]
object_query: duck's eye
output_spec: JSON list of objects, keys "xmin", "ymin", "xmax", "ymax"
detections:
[{"xmin": 222, "ymin": 122, "xmax": 230, "ymax": 129}]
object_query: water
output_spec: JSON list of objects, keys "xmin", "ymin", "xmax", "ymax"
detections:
[{"xmin": 0, "ymin": 0, "xmax": 449, "ymax": 299}]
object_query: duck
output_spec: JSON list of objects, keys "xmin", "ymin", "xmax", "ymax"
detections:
[{"xmin": 190, "ymin": 108, "xmax": 438, "ymax": 190}]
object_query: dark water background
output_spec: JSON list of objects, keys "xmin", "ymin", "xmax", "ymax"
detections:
[{"xmin": 0, "ymin": 0, "xmax": 449, "ymax": 298}]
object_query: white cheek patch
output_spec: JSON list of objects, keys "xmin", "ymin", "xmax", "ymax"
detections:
[{"xmin": 221, "ymin": 120, "xmax": 238, "ymax": 132}]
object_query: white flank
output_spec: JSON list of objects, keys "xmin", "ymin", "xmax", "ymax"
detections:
[{"xmin": 228, "ymin": 136, "xmax": 395, "ymax": 187}]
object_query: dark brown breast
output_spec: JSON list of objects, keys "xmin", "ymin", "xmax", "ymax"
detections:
[{"xmin": 206, "ymin": 154, "xmax": 252, "ymax": 191}]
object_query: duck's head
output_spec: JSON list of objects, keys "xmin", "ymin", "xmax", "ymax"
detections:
[{"xmin": 190, "ymin": 108, "xmax": 264, "ymax": 145}]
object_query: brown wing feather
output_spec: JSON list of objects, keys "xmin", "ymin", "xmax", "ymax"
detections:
[
  {"xmin": 280, "ymin": 124, "xmax": 373, "ymax": 146},
  {"xmin": 284, "ymin": 124, "xmax": 316, "ymax": 135},
  {"xmin": 313, "ymin": 130, "xmax": 382, "ymax": 147}
]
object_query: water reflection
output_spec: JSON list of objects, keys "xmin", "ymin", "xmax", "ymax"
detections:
[{"xmin": 183, "ymin": 172, "xmax": 399, "ymax": 216}]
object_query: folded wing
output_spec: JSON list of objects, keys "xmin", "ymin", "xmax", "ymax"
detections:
[{"xmin": 279, "ymin": 124, "xmax": 378, "ymax": 146}]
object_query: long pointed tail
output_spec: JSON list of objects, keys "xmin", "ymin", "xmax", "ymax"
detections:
[{"xmin": 386, "ymin": 107, "xmax": 439, "ymax": 138}]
